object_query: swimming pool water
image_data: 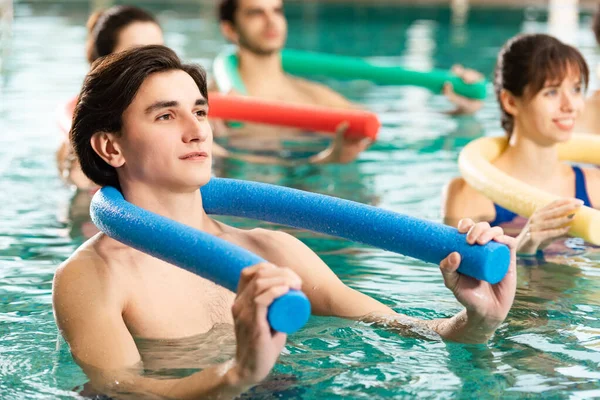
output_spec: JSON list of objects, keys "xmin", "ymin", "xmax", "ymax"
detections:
[{"xmin": 2, "ymin": 1, "xmax": 600, "ymax": 398}]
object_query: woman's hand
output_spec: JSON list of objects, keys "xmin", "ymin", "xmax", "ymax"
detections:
[{"xmin": 516, "ymin": 198, "xmax": 583, "ymax": 255}]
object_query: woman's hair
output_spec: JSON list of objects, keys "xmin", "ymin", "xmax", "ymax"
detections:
[
  {"xmin": 71, "ymin": 45, "xmax": 208, "ymax": 188},
  {"xmin": 494, "ymin": 33, "xmax": 589, "ymax": 135},
  {"xmin": 85, "ymin": 5, "xmax": 159, "ymax": 64}
]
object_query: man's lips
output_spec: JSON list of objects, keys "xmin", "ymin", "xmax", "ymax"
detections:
[{"xmin": 179, "ymin": 151, "xmax": 208, "ymax": 160}]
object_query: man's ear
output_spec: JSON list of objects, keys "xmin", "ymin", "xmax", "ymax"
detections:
[
  {"xmin": 220, "ymin": 21, "xmax": 239, "ymax": 44},
  {"xmin": 499, "ymin": 88, "xmax": 520, "ymax": 119},
  {"xmin": 90, "ymin": 132, "xmax": 125, "ymax": 168}
]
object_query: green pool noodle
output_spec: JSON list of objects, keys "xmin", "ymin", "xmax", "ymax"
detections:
[{"xmin": 213, "ymin": 47, "xmax": 487, "ymax": 100}]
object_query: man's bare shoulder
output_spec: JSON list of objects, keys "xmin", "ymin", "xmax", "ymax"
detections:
[
  {"xmin": 240, "ymin": 228, "xmax": 308, "ymax": 263},
  {"xmin": 246, "ymin": 227, "xmax": 298, "ymax": 246},
  {"xmin": 53, "ymin": 233, "xmax": 130, "ymax": 304},
  {"xmin": 288, "ymin": 76, "xmax": 354, "ymax": 109}
]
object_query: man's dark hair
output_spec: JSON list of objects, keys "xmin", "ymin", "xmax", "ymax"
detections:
[
  {"xmin": 70, "ymin": 45, "xmax": 208, "ymax": 188},
  {"xmin": 218, "ymin": 0, "xmax": 238, "ymax": 24}
]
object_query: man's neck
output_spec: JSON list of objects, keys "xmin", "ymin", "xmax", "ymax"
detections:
[
  {"xmin": 237, "ymin": 47, "xmax": 286, "ymax": 92},
  {"xmin": 120, "ymin": 181, "xmax": 221, "ymax": 235}
]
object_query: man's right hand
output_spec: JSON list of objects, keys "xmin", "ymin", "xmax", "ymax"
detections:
[
  {"xmin": 310, "ymin": 122, "xmax": 372, "ymax": 164},
  {"xmin": 228, "ymin": 263, "xmax": 302, "ymax": 388}
]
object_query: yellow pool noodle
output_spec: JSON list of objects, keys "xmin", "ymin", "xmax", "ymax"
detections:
[{"xmin": 458, "ymin": 134, "xmax": 600, "ymax": 245}]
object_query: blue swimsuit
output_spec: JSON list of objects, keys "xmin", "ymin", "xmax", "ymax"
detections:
[{"xmin": 490, "ymin": 166, "xmax": 593, "ymax": 226}]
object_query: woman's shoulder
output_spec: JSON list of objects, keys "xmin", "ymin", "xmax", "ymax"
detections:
[{"xmin": 442, "ymin": 177, "xmax": 496, "ymax": 226}]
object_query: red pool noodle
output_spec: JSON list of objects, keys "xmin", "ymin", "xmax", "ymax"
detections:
[{"xmin": 208, "ymin": 92, "xmax": 380, "ymax": 140}]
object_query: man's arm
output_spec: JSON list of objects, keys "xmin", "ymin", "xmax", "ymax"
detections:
[
  {"xmin": 255, "ymin": 219, "xmax": 516, "ymax": 344},
  {"xmin": 52, "ymin": 254, "xmax": 295, "ymax": 399}
]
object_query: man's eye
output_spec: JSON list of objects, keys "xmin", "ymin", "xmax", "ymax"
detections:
[
  {"xmin": 195, "ymin": 110, "xmax": 207, "ymax": 117},
  {"xmin": 157, "ymin": 114, "xmax": 172, "ymax": 121}
]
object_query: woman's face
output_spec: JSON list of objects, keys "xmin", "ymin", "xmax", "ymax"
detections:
[
  {"xmin": 113, "ymin": 22, "xmax": 164, "ymax": 54},
  {"xmin": 514, "ymin": 67, "xmax": 585, "ymax": 144}
]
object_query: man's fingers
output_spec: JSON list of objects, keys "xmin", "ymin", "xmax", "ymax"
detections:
[
  {"xmin": 457, "ymin": 218, "xmax": 476, "ymax": 234},
  {"xmin": 440, "ymin": 252, "xmax": 461, "ymax": 290},
  {"xmin": 493, "ymin": 233, "xmax": 517, "ymax": 250},
  {"xmin": 443, "ymin": 82, "xmax": 460, "ymax": 102},
  {"xmin": 239, "ymin": 263, "xmax": 275, "ymax": 290},
  {"xmin": 254, "ymin": 285, "xmax": 294, "ymax": 308},
  {"xmin": 451, "ymin": 64, "xmax": 464, "ymax": 75},
  {"xmin": 335, "ymin": 121, "xmax": 350, "ymax": 135},
  {"xmin": 466, "ymin": 222, "xmax": 491, "ymax": 244},
  {"xmin": 476, "ymin": 226, "xmax": 504, "ymax": 245},
  {"xmin": 461, "ymin": 69, "xmax": 484, "ymax": 84}
]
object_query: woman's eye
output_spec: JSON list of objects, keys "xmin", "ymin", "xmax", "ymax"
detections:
[
  {"xmin": 545, "ymin": 89, "xmax": 558, "ymax": 96},
  {"xmin": 573, "ymin": 85, "xmax": 582, "ymax": 94}
]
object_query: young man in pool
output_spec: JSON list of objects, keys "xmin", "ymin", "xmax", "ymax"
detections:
[
  {"xmin": 213, "ymin": 0, "xmax": 485, "ymax": 164},
  {"xmin": 216, "ymin": 0, "xmax": 485, "ymax": 114},
  {"xmin": 52, "ymin": 45, "xmax": 517, "ymax": 399}
]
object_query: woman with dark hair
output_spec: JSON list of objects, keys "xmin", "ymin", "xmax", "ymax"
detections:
[
  {"xmin": 85, "ymin": 6, "xmax": 163, "ymax": 65},
  {"xmin": 443, "ymin": 33, "xmax": 600, "ymax": 256},
  {"xmin": 56, "ymin": 5, "xmax": 164, "ymax": 190}
]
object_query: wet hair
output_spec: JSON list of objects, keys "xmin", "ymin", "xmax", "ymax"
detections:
[
  {"xmin": 71, "ymin": 45, "xmax": 208, "ymax": 188},
  {"xmin": 494, "ymin": 33, "xmax": 589, "ymax": 135},
  {"xmin": 86, "ymin": 5, "xmax": 159, "ymax": 64},
  {"xmin": 593, "ymin": 3, "xmax": 600, "ymax": 46},
  {"xmin": 218, "ymin": 0, "xmax": 238, "ymax": 24}
]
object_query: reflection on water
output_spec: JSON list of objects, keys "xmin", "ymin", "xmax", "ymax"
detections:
[
  {"xmin": 2, "ymin": 1, "xmax": 600, "ymax": 399},
  {"xmin": 136, "ymin": 324, "xmax": 236, "ymax": 376}
]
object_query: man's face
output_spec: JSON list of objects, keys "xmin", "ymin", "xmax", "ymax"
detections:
[
  {"xmin": 115, "ymin": 70, "xmax": 213, "ymax": 192},
  {"xmin": 233, "ymin": 0, "xmax": 287, "ymax": 55}
]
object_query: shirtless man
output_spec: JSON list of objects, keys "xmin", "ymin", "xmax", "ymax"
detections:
[
  {"xmin": 214, "ymin": 0, "xmax": 484, "ymax": 163},
  {"xmin": 217, "ymin": 0, "xmax": 484, "ymax": 112},
  {"xmin": 53, "ymin": 45, "xmax": 517, "ymax": 399}
]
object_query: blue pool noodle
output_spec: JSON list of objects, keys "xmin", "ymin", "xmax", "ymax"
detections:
[
  {"xmin": 90, "ymin": 187, "xmax": 311, "ymax": 334},
  {"xmin": 201, "ymin": 178, "xmax": 510, "ymax": 284}
]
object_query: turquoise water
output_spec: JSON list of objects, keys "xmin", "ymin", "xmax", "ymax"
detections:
[{"xmin": 2, "ymin": 1, "xmax": 600, "ymax": 398}]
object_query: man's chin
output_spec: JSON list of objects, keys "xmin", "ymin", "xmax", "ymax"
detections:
[{"xmin": 242, "ymin": 43, "xmax": 283, "ymax": 57}]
